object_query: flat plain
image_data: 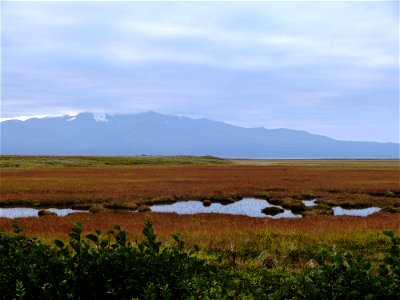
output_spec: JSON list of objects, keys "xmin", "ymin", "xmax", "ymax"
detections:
[
  {"xmin": 1, "ymin": 156, "xmax": 399, "ymax": 208},
  {"xmin": 0, "ymin": 155, "xmax": 399, "ymax": 269}
]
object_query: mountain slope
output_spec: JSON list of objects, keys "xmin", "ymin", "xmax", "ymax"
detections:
[{"xmin": 1, "ymin": 112, "xmax": 398, "ymax": 158}]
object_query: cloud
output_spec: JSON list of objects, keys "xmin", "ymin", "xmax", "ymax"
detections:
[{"xmin": 1, "ymin": 1, "xmax": 398, "ymax": 142}]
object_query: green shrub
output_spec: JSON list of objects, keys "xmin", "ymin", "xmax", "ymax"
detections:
[
  {"xmin": 0, "ymin": 221, "xmax": 224, "ymax": 299},
  {"xmin": 1, "ymin": 222, "xmax": 399, "ymax": 299},
  {"xmin": 273, "ymin": 230, "xmax": 400, "ymax": 299}
]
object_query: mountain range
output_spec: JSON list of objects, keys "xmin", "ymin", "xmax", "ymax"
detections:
[{"xmin": 1, "ymin": 112, "xmax": 398, "ymax": 158}]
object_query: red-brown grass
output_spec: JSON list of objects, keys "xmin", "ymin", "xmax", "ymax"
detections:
[
  {"xmin": 1, "ymin": 164, "xmax": 399, "ymax": 208},
  {"xmin": 1, "ymin": 211, "xmax": 398, "ymax": 247}
]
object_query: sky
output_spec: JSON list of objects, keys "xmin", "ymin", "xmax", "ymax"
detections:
[{"xmin": 1, "ymin": 0, "xmax": 399, "ymax": 143}]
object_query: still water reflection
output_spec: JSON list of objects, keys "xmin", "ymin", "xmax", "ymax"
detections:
[
  {"xmin": 0, "ymin": 208, "xmax": 86, "ymax": 218},
  {"xmin": 151, "ymin": 198, "xmax": 302, "ymax": 218}
]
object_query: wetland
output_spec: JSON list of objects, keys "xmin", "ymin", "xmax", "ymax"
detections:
[{"xmin": 0, "ymin": 156, "xmax": 399, "ymax": 298}]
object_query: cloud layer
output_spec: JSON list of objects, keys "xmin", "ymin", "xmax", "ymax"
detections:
[{"xmin": 2, "ymin": 1, "xmax": 399, "ymax": 142}]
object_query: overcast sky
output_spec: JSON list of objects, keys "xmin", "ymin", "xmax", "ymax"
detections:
[{"xmin": 1, "ymin": 0, "xmax": 399, "ymax": 142}]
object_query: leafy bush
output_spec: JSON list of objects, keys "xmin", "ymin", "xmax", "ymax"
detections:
[
  {"xmin": 1, "ymin": 222, "xmax": 399, "ymax": 299},
  {"xmin": 263, "ymin": 230, "xmax": 400, "ymax": 299},
  {"xmin": 0, "ymin": 221, "xmax": 224, "ymax": 299}
]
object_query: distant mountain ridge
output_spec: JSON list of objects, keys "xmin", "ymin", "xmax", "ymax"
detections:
[{"xmin": 1, "ymin": 112, "xmax": 398, "ymax": 158}]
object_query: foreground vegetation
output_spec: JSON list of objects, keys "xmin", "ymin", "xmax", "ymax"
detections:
[
  {"xmin": 1, "ymin": 212, "xmax": 399, "ymax": 267},
  {"xmin": 1, "ymin": 221, "xmax": 399, "ymax": 299}
]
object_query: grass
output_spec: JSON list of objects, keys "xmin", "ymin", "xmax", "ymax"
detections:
[
  {"xmin": 0, "ymin": 154, "xmax": 230, "ymax": 168},
  {"xmin": 2, "ymin": 221, "xmax": 399, "ymax": 298},
  {"xmin": 0, "ymin": 156, "xmax": 398, "ymax": 296},
  {"xmin": 233, "ymin": 158, "xmax": 400, "ymax": 168},
  {"xmin": 0, "ymin": 212, "xmax": 398, "ymax": 269},
  {"xmin": 1, "ymin": 157, "xmax": 399, "ymax": 212}
]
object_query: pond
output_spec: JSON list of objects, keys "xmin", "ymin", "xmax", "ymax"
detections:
[
  {"xmin": 332, "ymin": 206, "xmax": 381, "ymax": 217},
  {"xmin": 0, "ymin": 207, "xmax": 86, "ymax": 218},
  {"xmin": 0, "ymin": 202, "xmax": 384, "ymax": 219},
  {"xmin": 302, "ymin": 199, "xmax": 317, "ymax": 207},
  {"xmin": 151, "ymin": 198, "xmax": 302, "ymax": 218}
]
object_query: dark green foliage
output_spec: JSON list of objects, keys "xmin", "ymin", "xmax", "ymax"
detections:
[
  {"xmin": 1, "ymin": 223, "xmax": 399, "ymax": 299},
  {"xmin": 0, "ymin": 222, "xmax": 223, "ymax": 299},
  {"xmin": 260, "ymin": 230, "xmax": 400, "ymax": 299}
]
